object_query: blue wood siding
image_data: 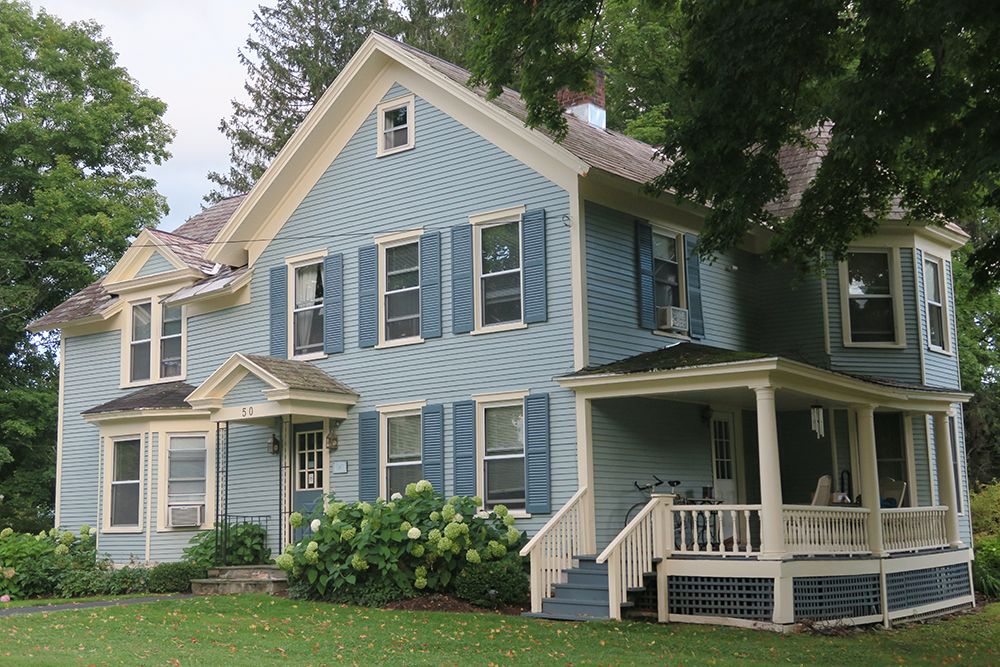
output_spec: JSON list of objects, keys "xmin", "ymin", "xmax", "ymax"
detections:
[
  {"xmin": 591, "ymin": 397, "xmax": 714, "ymax": 549},
  {"xmin": 826, "ymin": 248, "xmax": 923, "ymax": 383},
  {"xmin": 134, "ymin": 252, "xmax": 176, "ymax": 278},
  {"xmin": 755, "ymin": 262, "xmax": 828, "ymax": 368},
  {"xmin": 222, "ymin": 374, "xmax": 272, "ymax": 408},
  {"xmin": 911, "ymin": 414, "xmax": 932, "ymax": 506},
  {"xmin": 833, "ymin": 409, "xmax": 852, "ymax": 495}
]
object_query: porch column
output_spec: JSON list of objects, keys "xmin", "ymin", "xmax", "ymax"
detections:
[
  {"xmin": 932, "ymin": 411, "xmax": 963, "ymax": 548},
  {"xmin": 855, "ymin": 405, "xmax": 884, "ymax": 556},
  {"xmin": 753, "ymin": 385, "xmax": 785, "ymax": 559}
]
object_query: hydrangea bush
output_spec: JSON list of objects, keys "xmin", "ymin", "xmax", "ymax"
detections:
[
  {"xmin": 277, "ymin": 480, "xmax": 528, "ymax": 602},
  {"xmin": 0, "ymin": 525, "xmax": 96, "ymax": 600}
]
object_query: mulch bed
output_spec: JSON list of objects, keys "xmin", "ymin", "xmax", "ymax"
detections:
[{"xmin": 383, "ymin": 593, "xmax": 529, "ymax": 616}]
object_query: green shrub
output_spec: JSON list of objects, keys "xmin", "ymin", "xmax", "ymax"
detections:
[
  {"xmin": 973, "ymin": 535, "xmax": 1000, "ymax": 599},
  {"xmin": 183, "ymin": 523, "xmax": 271, "ymax": 568},
  {"xmin": 454, "ymin": 556, "xmax": 529, "ymax": 608},
  {"xmin": 276, "ymin": 482, "xmax": 529, "ymax": 603},
  {"xmin": 971, "ymin": 480, "xmax": 1000, "ymax": 538},
  {"xmin": 148, "ymin": 561, "xmax": 206, "ymax": 593},
  {"xmin": 0, "ymin": 527, "xmax": 97, "ymax": 599},
  {"xmin": 106, "ymin": 565, "xmax": 151, "ymax": 595},
  {"xmin": 55, "ymin": 566, "xmax": 112, "ymax": 598}
]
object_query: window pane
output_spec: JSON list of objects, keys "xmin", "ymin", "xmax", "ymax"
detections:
[
  {"xmin": 169, "ymin": 455, "xmax": 206, "ymax": 481},
  {"xmin": 131, "ymin": 342, "xmax": 151, "ymax": 382},
  {"xmin": 111, "ymin": 483, "xmax": 140, "ymax": 526},
  {"xmin": 161, "ymin": 336, "xmax": 182, "ymax": 377},
  {"xmin": 654, "ymin": 280, "xmax": 680, "ymax": 309},
  {"xmin": 294, "ymin": 264, "xmax": 323, "ymax": 309},
  {"xmin": 132, "ymin": 303, "xmax": 151, "ymax": 340},
  {"xmin": 849, "ymin": 297, "xmax": 895, "ymax": 342},
  {"xmin": 481, "ymin": 222, "xmax": 520, "ymax": 274},
  {"xmin": 482, "ymin": 273, "xmax": 521, "ymax": 324},
  {"xmin": 386, "ymin": 314, "xmax": 420, "ymax": 340},
  {"xmin": 170, "ymin": 436, "xmax": 205, "ymax": 450},
  {"xmin": 168, "ymin": 480, "xmax": 206, "ymax": 496},
  {"xmin": 388, "ymin": 463, "xmax": 422, "ymax": 495},
  {"xmin": 485, "ymin": 405, "xmax": 523, "ymax": 454},
  {"xmin": 384, "ymin": 106, "xmax": 407, "ymax": 130},
  {"xmin": 928, "ymin": 304, "xmax": 944, "ymax": 348},
  {"xmin": 162, "ymin": 304, "xmax": 182, "ymax": 336},
  {"xmin": 848, "ymin": 253, "xmax": 891, "ymax": 296},
  {"xmin": 388, "ymin": 415, "xmax": 421, "ymax": 462},
  {"xmin": 114, "ymin": 440, "xmax": 141, "ymax": 482},
  {"xmin": 653, "ymin": 234, "xmax": 676, "ymax": 262},
  {"xmin": 293, "ymin": 307, "xmax": 324, "ymax": 355},
  {"xmin": 386, "ymin": 243, "xmax": 419, "ymax": 291},
  {"xmin": 924, "ymin": 260, "xmax": 941, "ymax": 303},
  {"xmin": 485, "ymin": 458, "xmax": 525, "ymax": 509}
]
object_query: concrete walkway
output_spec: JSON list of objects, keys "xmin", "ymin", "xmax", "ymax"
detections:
[{"xmin": 0, "ymin": 595, "xmax": 196, "ymax": 617}]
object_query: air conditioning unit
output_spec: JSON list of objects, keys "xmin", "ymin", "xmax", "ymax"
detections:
[
  {"xmin": 168, "ymin": 504, "xmax": 204, "ymax": 528},
  {"xmin": 656, "ymin": 306, "xmax": 689, "ymax": 333}
]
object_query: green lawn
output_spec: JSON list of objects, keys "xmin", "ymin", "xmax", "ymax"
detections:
[{"xmin": 0, "ymin": 595, "xmax": 996, "ymax": 666}]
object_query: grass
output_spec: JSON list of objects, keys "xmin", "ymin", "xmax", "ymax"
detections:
[
  {"xmin": 0, "ymin": 595, "xmax": 997, "ymax": 666},
  {"xmin": 0, "ymin": 593, "xmax": 172, "ymax": 610}
]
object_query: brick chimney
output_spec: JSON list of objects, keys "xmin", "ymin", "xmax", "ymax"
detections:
[{"xmin": 555, "ymin": 70, "xmax": 606, "ymax": 129}]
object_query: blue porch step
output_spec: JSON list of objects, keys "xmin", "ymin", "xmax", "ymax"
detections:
[{"xmin": 523, "ymin": 555, "xmax": 635, "ymax": 622}]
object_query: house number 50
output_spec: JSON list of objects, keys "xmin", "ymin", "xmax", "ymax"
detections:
[{"xmin": 242, "ymin": 406, "xmax": 253, "ymax": 417}]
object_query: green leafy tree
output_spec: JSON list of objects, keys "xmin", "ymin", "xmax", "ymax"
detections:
[
  {"xmin": 400, "ymin": 0, "xmax": 472, "ymax": 69},
  {"xmin": 0, "ymin": 0, "xmax": 173, "ymax": 526}
]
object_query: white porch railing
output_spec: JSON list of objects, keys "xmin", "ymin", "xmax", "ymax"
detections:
[
  {"xmin": 782, "ymin": 505, "xmax": 871, "ymax": 555},
  {"xmin": 519, "ymin": 487, "xmax": 590, "ymax": 613},
  {"xmin": 882, "ymin": 506, "xmax": 948, "ymax": 552},
  {"xmin": 597, "ymin": 496, "xmax": 665, "ymax": 620},
  {"xmin": 670, "ymin": 504, "xmax": 762, "ymax": 555}
]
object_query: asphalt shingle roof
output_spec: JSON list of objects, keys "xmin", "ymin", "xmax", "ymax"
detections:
[
  {"xmin": 244, "ymin": 355, "xmax": 357, "ymax": 396},
  {"xmin": 83, "ymin": 381, "xmax": 197, "ymax": 415}
]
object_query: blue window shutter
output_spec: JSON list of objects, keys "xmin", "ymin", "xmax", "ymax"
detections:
[
  {"xmin": 358, "ymin": 245, "xmax": 378, "ymax": 348},
  {"xmin": 451, "ymin": 225, "xmax": 474, "ymax": 334},
  {"xmin": 420, "ymin": 231, "xmax": 442, "ymax": 339},
  {"xmin": 452, "ymin": 400, "xmax": 476, "ymax": 497},
  {"xmin": 522, "ymin": 209, "xmax": 547, "ymax": 324},
  {"xmin": 269, "ymin": 266, "xmax": 287, "ymax": 358},
  {"xmin": 635, "ymin": 221, "xmax": 655, "ymax": 330},
  {"xmin": 524, "ymin": 393, "xmax": 550, "ymax": 514},
  {"xmin": 684, "ymin": 234, "xmax": 705, "ymax": 338},
  {"xmin": 323, "ymin": 253, "xmax": 343, "ymax": 354},
  {"xmin": 358, "ymin": 411, "xmax": 379, "ymax": 502},
  {"xmin": 421, "ymin": 404, "xmax": 444, "ymax": 492}
]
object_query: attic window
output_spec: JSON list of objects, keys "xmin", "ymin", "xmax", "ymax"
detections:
[{"xmin": 377, "ymin": 95, "xmax": 415, "ymax": 157}]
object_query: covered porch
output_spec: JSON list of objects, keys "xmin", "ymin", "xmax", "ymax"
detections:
[{"xmin": 523, "ymin": 344, "xmax": 974, "ymax": 628}]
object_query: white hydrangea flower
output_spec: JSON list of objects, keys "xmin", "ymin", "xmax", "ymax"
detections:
[
  {"xmin": 407, "ymin": 527, "xmax": 422, "ymax": 540},
  {"xmin": 310, "ymin": 519, "xmax": 322, "ymax": 532},
  {"xmin": 390, "ymin": 492, "xmax": 403, "ymax": 501}
]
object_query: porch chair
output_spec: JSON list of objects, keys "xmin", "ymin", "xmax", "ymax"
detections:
[
  {"xmin": 880, "ymin": 478, "xmax": 907, "ymax": 508},
  {"xmin": 810, "ymin": 474, "xmax": 832, "ymax": 506}
]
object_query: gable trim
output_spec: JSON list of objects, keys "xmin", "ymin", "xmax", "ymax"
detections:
[{"xmin": 105, "ymin": 229, "xmax": 197, "ymax": 287}]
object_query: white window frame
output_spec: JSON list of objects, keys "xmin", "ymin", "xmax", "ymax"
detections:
[
  {"xmin": 377, "ymin": 400, "xmax": 426, "ymax": 498},
  {"xmin": 651, "ymin": 226, "xmax": 687, "ymax": 311},
  {"xmin": 376, "ymin": 94, "xmax": 415, "ymax": 157},
  {"xmin": 375, "ymin": 228, "xmax": 424, "ymax": 348},
  {"xmin": 473, "ymin": 390, "xmax": 530, "ymax": 516},
  {"xmin": 923, "ymin": 255, "xmax": 951, "ymax": 353},
  {"xmin": 838, "ymin": 248, "xmax": 906, "ymax": 348},
  {"xmin": 164, "ymin": 432, "xmax": 209, "ymax": 529},
  {"xmin": 160, "ymin": 302, "xmax": 184, "ymax": 378},
  {"xmin": 471, "ymin": 206, "xmax": 527, "ymax": 334},
  {"xmin": 107, "ymin": 436, "xmax": 143, "ymax": 532},
  {"xmin": 125, "ymin": 297, "xmax": 186, "ymax": 387},
  {"xmin": 294, "ymin": 426, "xmax": 326, "ymax": 493},
  {"xmin": 286, "ymin": 249, "xmax": 328, "ymax": 360}
]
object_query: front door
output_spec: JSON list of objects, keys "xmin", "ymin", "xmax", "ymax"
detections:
[
  {"xmin": 291, "ymin": 422, "xmax": 325, "ymax": 540},
  {"xmin": 711, "ymin": 412, "xmax": 738, "ymax": 504}
]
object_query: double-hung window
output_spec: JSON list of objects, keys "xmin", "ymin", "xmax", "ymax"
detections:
[
  {"xmin": 842, "ymin": 250, "xmax": 902, "ymax": 345},
  {"xmin": 160, "ymin": 304, "xmax": 183, "ymax": 378},
  {"xmin": 653, "ymin": 231, "xmax": 682, "ymax": 309},
  {"xmin": 167, "ymin": 435, "xmax": 207, "ymax": 527},
  {"xmin": 376, "ymin": 95, "xmax": 415, "ymax": 156},
  {"xmin": 386, "ymin": 413, "xmax": 422, "ymax": 495},
  {"xmin": 384, "ymin": 241, "xmax": 420, "ymax": 341},
  {"xmin": 482, "ymin": 403, "xmax": 525, "ymax": 511},
  {"xmin": 111, "ymin": 438, "xmax": 141, "ymax": 527},
  {"xmin": 293, "ymin": 262, "xmax": 324, "ymax": 356},
  {"xmin": 924, "ymin": 257, "xmax": 947, "ymax": 350},
  {"xmin": 478, "ymin": 219, "xmax": 522, "ymax": 327},
  {"xmin": 130, "ymin": 303, "xmax": 152, "ymax": 382}
]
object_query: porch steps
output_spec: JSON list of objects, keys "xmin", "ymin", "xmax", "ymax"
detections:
[
  {"xmin": 191, "ymin": 565, "xmax": 287, "ymax": 596},
  {"xmin": 523, "ymin": 555, "xmax": 633, "ymax": 622}
]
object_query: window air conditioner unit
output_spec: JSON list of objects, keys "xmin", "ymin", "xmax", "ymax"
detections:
[
  {"xmin": 656, "ymin": 306, "xmax": 689, "ymax": 333},
  {"xmin": 168, "ymin": 505, "xmax": 204, "ymax": 528}
]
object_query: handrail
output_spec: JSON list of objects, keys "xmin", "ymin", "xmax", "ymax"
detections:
[
  {"xmin": 782, "ymin": 505, "xmax": 871, "ymax": 555},
  {"xmin": 519, "ymin": 486, "xmax": 589, "ymax": 557},
  {"xmin": 596, "ymin": 496, "xmax": 661, "ymax": 564},
  {"xmin": 519, "ymin": 486, "xmax": 590, "ymax": 613},
  {"xmin": 882, "ymin": 505, "xmax": 948, "ymax": 552},
  {"xmin": 597, "ymin": 495, "xmax": 670, "ymax": 620}
]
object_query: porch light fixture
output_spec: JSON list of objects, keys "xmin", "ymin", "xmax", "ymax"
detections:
[
  {"xmin": 268, "ymin": 433, "xmax": 280, "ymax": 455},
  {"xmin": 810, "ymin": 405, "xmax": 825, "ymax": 439},
  {"xmin": 326, "ymin": 428, "xmax": 339, "ymax": 451}
]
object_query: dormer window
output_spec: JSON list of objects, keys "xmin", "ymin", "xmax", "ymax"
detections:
[
  {"xmin": 161, "ymin": 304, "xmax": 183, "ymax": 377},
  {"xmin": 376, "ymin": 95, "xmax": 415, "ymax": 157},
  {"xmin": 126, "ymin": 298, "xmax": 186, "ymax": 385},
  {"xmin": 130, "ymin": 303, "xmax": 152, "ymax": 383}
]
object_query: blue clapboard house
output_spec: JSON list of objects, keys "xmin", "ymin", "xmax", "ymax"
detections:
[{"xmin": 30, "ymin": 33, "xmax": 975, "ymax": 629}]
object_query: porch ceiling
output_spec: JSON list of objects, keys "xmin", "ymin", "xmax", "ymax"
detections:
[{"xmin": 558, "ymin": 343, "xmax": 969, "ymax": 413}]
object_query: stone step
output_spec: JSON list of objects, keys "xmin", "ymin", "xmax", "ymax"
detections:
[
  {"xmin": 206, "ymin": 565, "xmax": 286, "ymax": 581},
  {"xmin": 191, "ymin": 577, "xmax": 288, "ymax": 596}
]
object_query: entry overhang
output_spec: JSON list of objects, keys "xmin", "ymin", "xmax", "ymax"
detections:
[{"xmin": 186, "ymin": 353, "xmax": 358, "ymax": 423}]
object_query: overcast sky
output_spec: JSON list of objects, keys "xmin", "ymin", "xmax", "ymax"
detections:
[{"xmin": 28, "ymin": 0, "xmax": 262, "ymax": 232}]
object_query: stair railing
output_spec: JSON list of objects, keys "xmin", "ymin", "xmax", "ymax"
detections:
[
  {"xmin": 519, "ymin": 486, "xmax": 591, "ymax": 613},
  {"xmin": 597, "ymin": 494, "xmax": 671, "ymax": 621}
]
